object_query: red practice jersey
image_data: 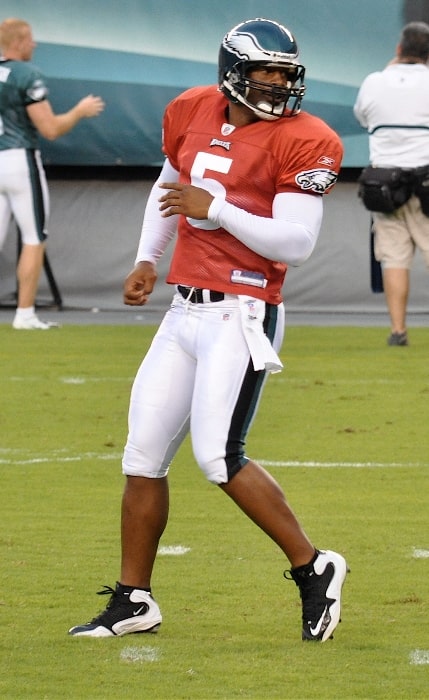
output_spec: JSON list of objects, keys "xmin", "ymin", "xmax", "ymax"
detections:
[{"xmin": 163, "ymin": 86, "xmax": 343, "ymax": 304}]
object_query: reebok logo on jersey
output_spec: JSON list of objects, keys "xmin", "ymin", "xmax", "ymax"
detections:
[
  {"xmin": 318, "ymin": 156, "xmax": 335, "ymax": 166},
  {"xmin": 295, "ymin": 168, "xmax": 338, "ymax": 193},
  {"xmin": 210, "ymin": 138, "xmax": 232, "ymax": 150}
]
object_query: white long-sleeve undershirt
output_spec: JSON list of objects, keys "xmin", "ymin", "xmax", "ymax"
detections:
[
  {"xmin": 135, "ymin": 159, "xmax": 180, "ymax": 264},
  {"xmin": 208, "ymin": 191, "xmax": 322, "ymax": 266},
  {"xmin": 136, "ymin": 158, "xmax": 323, "ymax": 267}
]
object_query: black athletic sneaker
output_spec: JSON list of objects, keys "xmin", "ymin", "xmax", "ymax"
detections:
[
  {"xmin": 285, "ymin": 549, "xmax": 348, "ymax": 642},
  {"xmin": 68, "ymin": 582, "xmax": 162, "ymax": 637},
  {"xmin": 387, "ymin": 331, "xmax": 409, "ymax": 346}
]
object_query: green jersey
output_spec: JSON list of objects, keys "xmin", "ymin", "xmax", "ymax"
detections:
[{"xmin": 0, "ymin": 58, "xmax": 49, "ymax": 150}]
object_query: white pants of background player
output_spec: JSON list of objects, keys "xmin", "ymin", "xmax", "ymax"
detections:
[
  {"xmin": 0, "ymin": 148, "xmax": 49, "ymax": 249},
  {"xmin": 123, "ymin": 292, "xmax": 284, "ymax": 484}
]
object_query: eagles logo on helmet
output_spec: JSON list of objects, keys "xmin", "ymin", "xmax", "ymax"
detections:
[{"xmin": 218, "ymin": 18, "xmax": 306, "ymax": 121}]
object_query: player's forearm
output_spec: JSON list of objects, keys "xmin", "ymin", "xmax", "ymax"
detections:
[
  {"xmin": 208, "ymin": 193, "xmax": 322, "ymax": 266},
  {"xmin": 135, "ymin": 161, "xmax": 179, "ymax": 264},
  {"xmin": 39, "ymin": 110, "xmax": 80, "ymax": 139},
  {"xmin": 29, "ymin": 96, "xmax": 104, "ymax": 140}
]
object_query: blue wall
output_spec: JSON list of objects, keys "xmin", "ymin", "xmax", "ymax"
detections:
[{"xmin": 4, "ymin": 0, "xmax": 408, "ymax": 166}]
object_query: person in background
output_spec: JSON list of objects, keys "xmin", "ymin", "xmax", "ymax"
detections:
[
  {"xmin": 69, "ymin": 18, "xmax": 348, "ymax": 643},
  {"xmin": 0, "ymin": 17, "xmax": 104, "ymax": 329},
  {"xmin": 354, "ymin": 21, "xmax": 429, "ymax": 346}
]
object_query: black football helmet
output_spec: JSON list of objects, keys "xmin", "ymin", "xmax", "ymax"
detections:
[{"xmin": 218, "ymin": 18, "xmax": 306, "ymax": 120}]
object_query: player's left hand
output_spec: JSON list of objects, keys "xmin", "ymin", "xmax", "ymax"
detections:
[
  {"xmin": 123, "ymin": 261, "xmax": 157, "ymax": 306},
  {"xmin": 158, "ymin": 182, "xmax": 214, "ymax": 219}
]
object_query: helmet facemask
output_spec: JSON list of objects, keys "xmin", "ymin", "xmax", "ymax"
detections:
[{"xmin": 224, "ymin": 61, "xmax": 306, "ymax": 120}]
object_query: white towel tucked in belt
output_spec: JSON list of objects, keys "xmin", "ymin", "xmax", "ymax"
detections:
[{"xmin": 238, "ymin": 296, "xmax": 283, "ymax": 373}]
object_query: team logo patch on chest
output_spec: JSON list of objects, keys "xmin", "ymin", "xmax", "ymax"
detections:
[
  {"xmin": 210, "ymin": 138, "xmax": 232, "ymax": 150},
  {"xmin": 295, "ymin": 168, "xmax": 338, "ymax": 193},
  {"xmin": 221, "ymin": 123, "xmax": 236, "ymax": 136}
]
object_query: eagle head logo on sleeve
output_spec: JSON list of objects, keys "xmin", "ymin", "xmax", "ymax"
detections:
[{"xmin": 296, "ymin": 168, "xmax": 338, "ymax": 193}]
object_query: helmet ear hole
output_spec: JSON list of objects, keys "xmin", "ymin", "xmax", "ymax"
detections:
[{"xmin": 228, "ymin": 67, "xmax": 241, "ymax": 85}]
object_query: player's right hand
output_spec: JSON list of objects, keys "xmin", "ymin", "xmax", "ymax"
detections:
[
  {"xmin": 123, "ymin": 261, "xmax": 157, "ymax": 306},
  {"xmin": 78, "ymin": 94, "xmax": 105, "ymax": 118}
]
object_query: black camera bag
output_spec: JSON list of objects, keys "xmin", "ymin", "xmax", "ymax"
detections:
[{"xmin": 358, "ymin": 166, "xmax": 415, "ymax": 213}]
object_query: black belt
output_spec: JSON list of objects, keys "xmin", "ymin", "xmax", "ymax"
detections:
[{"xmin": 177, "ymin": 285, "xmax": 225, "ymax": 303}]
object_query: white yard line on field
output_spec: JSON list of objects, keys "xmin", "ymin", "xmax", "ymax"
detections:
[
  {"xmin": 8, "ymin": 376, "xmax": 132, "ymax": 382},
  {"xmin": 158, "ymin": 545, "xmax": 191, "ymax": 556},
  {"xmin": 259, "ymin": 460, "xmax": 429, "ymax": 468},
  {"xmin": 1, "ymin": 451, "xmax": 429, "ymax": 468},
  {"xmin": 409, "ymin": 649, "xmax": 429, "ymax": 665},
  {"xmin": 120, "ymin": 646, "xmax": 160, "ymax": 663},
  {"xmin": 0, "ymin": 450, "xmax": 122, "ymax": 465}
]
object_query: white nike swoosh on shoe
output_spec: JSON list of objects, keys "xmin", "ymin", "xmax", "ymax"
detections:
[
  {"xmin": 132, "ymin": 605, "xmax": 148, "ymax": 616},
  {"xmin": 309, "ymin": 604, "xmax": 329, "ymax": 637}
]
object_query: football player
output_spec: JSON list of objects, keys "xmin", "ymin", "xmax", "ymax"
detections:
[
  {"xmin": 69, "ymin": 18, "xmax": 348, "ymax": 643},
  {"xmin": 0, "ymin": 18, "xmax": 104, "ymax": 329}
]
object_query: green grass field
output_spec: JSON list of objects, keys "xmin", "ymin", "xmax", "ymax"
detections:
[{"xmin": 1, "ymin": 323, "xmax": 428, "ymax": 699}]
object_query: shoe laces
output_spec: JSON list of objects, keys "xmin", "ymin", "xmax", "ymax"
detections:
[
  {"xmin": 96, "ymin": 584, "xmax": 117, "ymax": 605},
  {"xmin": 284, "ymin": 568, "xmax": 324, "ymax": 623},
  {"xmin": 86, "ymin": 585, "xmax": 117, "ymax": 624}
]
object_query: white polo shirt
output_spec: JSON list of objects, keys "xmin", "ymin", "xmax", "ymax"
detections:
[{"xmin": 354, "ymin": 63, "xmax": 429, "ymax": 167}]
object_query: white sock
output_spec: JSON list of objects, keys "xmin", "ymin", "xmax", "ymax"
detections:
[{"xmin": 15, "ymin": 306, "xmax": 36, "ymax": 320}]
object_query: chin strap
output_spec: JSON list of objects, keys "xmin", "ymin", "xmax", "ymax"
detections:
[{"xmin": 224, "ymin": 81, "xmax": 282, "ymax": 121}]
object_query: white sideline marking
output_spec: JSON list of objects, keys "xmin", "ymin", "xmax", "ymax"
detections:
[
  {"xmin": 0, "ymin": 452, "xmax": 122, "ymax": 465},
  {"xmin": 259, "ymin": 460, "xmax": 429, "ymax": 468},
  {"xmin": 274, "ymin": 377, "xmax": 411, "ymax": 386},
  {"xmin": 120, "ymin": 646, "xmax": 160, "ymax": 663},
  {"xmin": 8, "ymin": 376, "xmax": 414, "ymax": 387},
  {"xmin": 8, "ymin": 376, "xmax": 132, "ymax": 383},
  {"xmin": 413, "ymin": 548, "xmax": 429, "ymax": 559},
  {"xmin": 158, "ymin": 545, "xmax": 190, "ymax": 556},
  {"xmin": 409, "ymin": 649, "xmax": 429, "ymax": 665},
  {"xmin": 1, "ymin": 451, "xmax": 428, "ymax": 468},
  {"xmin": 60, "ymin": 377, "xmax": 133, "ymax": 384}
]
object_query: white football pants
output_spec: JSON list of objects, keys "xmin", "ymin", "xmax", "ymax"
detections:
[
  {"xmin": 122, "ymin": 292, "xmax": 284, "ymax": 484},
  {"xmin": 0, "ymin": 149, "xmax": 49, "ymax": 249}
]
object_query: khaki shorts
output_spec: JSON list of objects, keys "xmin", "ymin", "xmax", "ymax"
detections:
[{"xmin": 373, "ymin": 195, "xmax": 429, "ymax": 269}]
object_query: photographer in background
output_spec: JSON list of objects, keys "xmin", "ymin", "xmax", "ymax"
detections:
[{"xmin": 354, "ymin": 22, "xmax": 429, "ymax": 346}]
